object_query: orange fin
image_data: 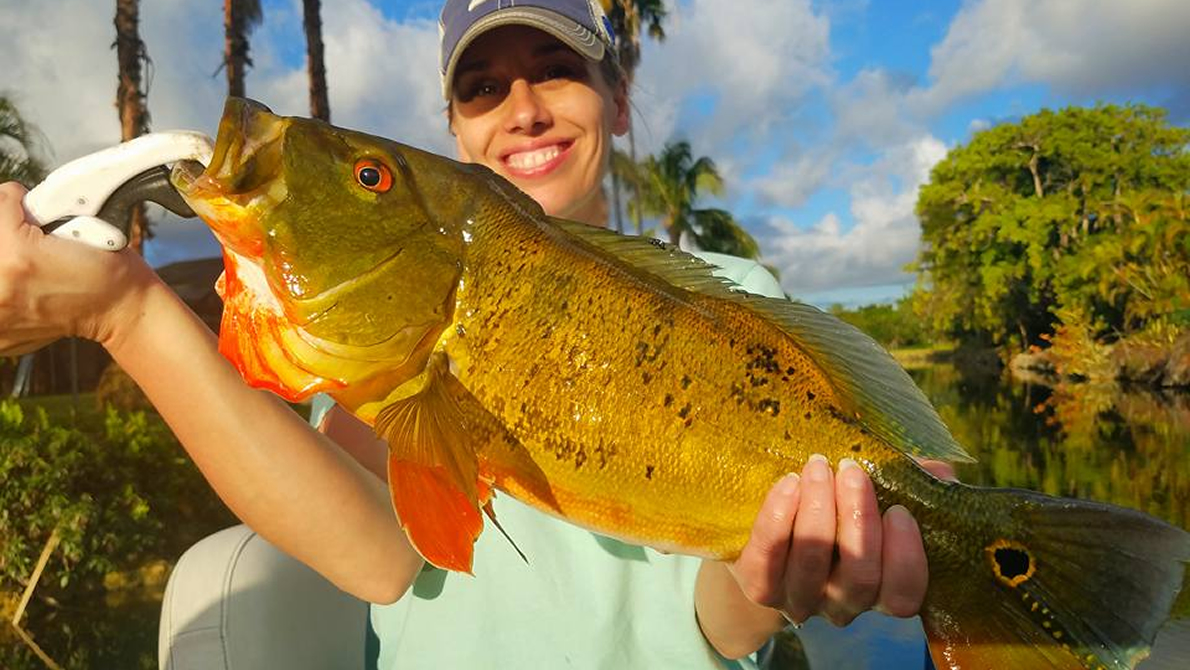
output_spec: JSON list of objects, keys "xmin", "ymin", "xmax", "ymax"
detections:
[
  {"xmin": 482, "ymin": 499, "xmax": 528, "ymax": 566},
  {"xmin": 375, "ymin": 354, "xmax": 483, "ymax": 572},
  {"xmin": 387, "ymin": 459, "xmax": 482, "ymax": 573},
  {"xmin": 216, "ymin": 250, "xmax": 341, "ymax": 402}
]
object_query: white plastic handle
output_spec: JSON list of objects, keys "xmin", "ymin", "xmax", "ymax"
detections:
[{"xmin": 24, "ymin": 131, "xmax": 214, "ymax": 251}]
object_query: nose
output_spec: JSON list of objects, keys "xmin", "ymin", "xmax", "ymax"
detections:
[{"xmin": 502, "ymin": 79, "xmax": 552, "ymax": 135}]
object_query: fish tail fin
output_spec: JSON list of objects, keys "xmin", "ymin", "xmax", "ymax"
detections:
[{"xmin": 922, "ymin": 487, "xmax": 1190, "ymax": 669}]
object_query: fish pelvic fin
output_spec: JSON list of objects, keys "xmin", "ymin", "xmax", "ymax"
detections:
[
  {"xmin": 375, "ymin": 353, "xmax": 484, "ymax": 573},
  {"xmin": 545, "ymin": 217, "xmax": 972, "ymax": 464},
  {"xmin": 923, "ymin": 487, "xmax": 1190, "ymax": 669}
]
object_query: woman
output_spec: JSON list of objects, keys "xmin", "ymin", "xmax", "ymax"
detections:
[{"xmin": 0, "ymin": 0, "xmax": 941, "ymax": 666}]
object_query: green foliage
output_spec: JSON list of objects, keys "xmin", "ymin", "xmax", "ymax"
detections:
[
  {"xmin": 633, "ymin": 140, "xmax": 761, "ymax": 258},
  {"xmin": 912, "ymin": 104, "xmax": 1190, "ymax": 352},
  {"xmin": 0, "ymin": 399, "xmax": 233, "ymax": 600},
  {"xmin": 829, "ymin": 300, "xmax": 927, "ymax": 349},
  {"xmin": 0, "ymin": 95, "xmax": 47, "ymax": 186}
]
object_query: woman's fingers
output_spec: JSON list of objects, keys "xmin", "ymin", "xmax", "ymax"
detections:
[
  {"xmin": 875, "ymin": 505, "xmax": 929, "ymax": 617},
  {"xmin": 820, "ymin": 459, "xmax": 883, "ymax": 625},
  {"xmin": 783, "ymin": 454, "xmax": 836, "ymax": 623},
  {"xmin": 729, "ymin": 473, "xmax": 801, "ymax": 609}
]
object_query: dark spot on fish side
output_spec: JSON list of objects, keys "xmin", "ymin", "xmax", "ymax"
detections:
[
  {"xmin": 561, "ymin": 300, "xmax": 569, "ymax": 311},
  {"xmin": 642, "ymin": 371, "xmax": 652, "ymax": 384},
  {"xmin": 645, "ymin": 465, "xmax": 655, "ymax": 480},
  {"xmin": 680, "ymin": 375, "xmax": 692, "ymax": 390},
  {"xmin": 786, "ymin": 366, "xmax": 795, "ymax": 376},
  {"xmin": 804, "ymin": 412, "xmax": 812, "ymax": 420},
  {"xmin": 653, "ymin": 324, "xmax": 662, "ymax": 337},
  {"xmin": 783, "ymin": 430, "xmax": 791, "ymax": 441},
  {"xmin": 684, "ymin": 418, "xmax": 693, "ymax": 428},
  {"xmin": 850, "ymin": 443, "xmax": 861, "ymax": 453},
  {"xmin": 678, "ymin": 402, "xmax": 691, "ymax": 419},
  {"xmin": 575, "ymin": 449, "xmax": 588, "ymax": 469},
  {"xmin": 806, "ymin": 391, "xmax": 816, "ymax": 401},
  {"xmin": 663, "ymin": 394, "xmax": 673, "ymax": 407}
]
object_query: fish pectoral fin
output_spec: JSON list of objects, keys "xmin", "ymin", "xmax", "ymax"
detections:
[{"xmin": 375, "ymin": 354, "xmax": 483, "ymax": 573}]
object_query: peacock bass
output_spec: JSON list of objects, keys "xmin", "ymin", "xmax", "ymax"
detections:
[{"xmin": 170, "ymin": 98, "xmax": 1189, "ymax": 670}]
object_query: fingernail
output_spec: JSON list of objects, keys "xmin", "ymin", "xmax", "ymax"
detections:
[
  {"xmin": 837, "ymin": 458, "xmax": 865, "ymax": 488},
  {"xmin": 806, "ymin": 453, "xmax": 830, "ymax": 481},
  {"xmin": 779, "ymin": 472, "xmax": 801, "ymax": 494},
  {"xmin": 887, "ymin": 504, "xmax": 917, "ymax": 530}
]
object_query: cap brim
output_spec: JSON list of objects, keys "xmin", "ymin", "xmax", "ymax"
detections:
[{"xmin": 442, "ymin": 7, "xmax": 606, "ymax": 99}]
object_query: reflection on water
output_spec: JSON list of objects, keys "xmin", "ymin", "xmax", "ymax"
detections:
[{"xmin": 909, "ymin": 363, "xmax": 1190, "ymax": 529}]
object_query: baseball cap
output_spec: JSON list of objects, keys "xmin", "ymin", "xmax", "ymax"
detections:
[{"xmin": 439, "ymin": 0, "xmax": 617, "ymax": 99}]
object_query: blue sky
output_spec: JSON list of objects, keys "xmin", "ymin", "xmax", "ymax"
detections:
[{"xmin": 2, "ymin": 0, "xmax": 1187, "ymax": 307}]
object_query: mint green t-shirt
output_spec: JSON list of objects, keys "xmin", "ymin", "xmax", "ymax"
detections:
[{"xmin": 365, "ymin": 252, "xmax": 782, "ymax": 670}]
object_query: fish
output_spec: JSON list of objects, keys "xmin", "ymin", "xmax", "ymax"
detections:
[{"xmin": 170, "ymin": 97, "xmax": 1190, "ymax": 670}]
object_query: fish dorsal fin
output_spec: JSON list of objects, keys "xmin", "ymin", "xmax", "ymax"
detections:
[
  {"xmin": 547, "ymin": 218, "xmax": 974, "ymax": 463},
  {"xmin": 375, "ymin": 353, "xmax": 485, "ymax": 573}
]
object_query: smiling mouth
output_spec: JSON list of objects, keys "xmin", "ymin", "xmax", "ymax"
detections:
[{"xmin": 503, "ymin": 141, "xmax": 572, "ymax": 175}]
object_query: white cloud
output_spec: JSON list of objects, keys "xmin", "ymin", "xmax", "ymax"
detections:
[
  {"xmin": 912, "ymin": 0, "xmax": 1190, "ymax": 113},
  {"xmin": 631, "ymin": 0, "xmax": 832, "ymax": 155},
  {"xmin": 761, "ymin": 135, "xmax": 947, "ymax": 295}
]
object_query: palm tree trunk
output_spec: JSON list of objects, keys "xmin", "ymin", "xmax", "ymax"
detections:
[
  {"xmin": 115, "ymin": 0, "xmax": 149, "ymax": 254},
  {"xmin": 611, "ymin": 171, "xmax": 624, "ymax": 233},
  {"xmin": 303, "ymin": 0, "xmax": 330, "ymax": 122},
  {"xmin": 224, "ymin": 0, "xmax": 249, "ymax": 97},
  {"xmin": 629, "ymin": 124, "xmax": 642, "ymax": 235}
]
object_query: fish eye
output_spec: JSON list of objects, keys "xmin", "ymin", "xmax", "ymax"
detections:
[{"xmin": 354, "ymin": 158, "xmax": 393, "ymax": 193}]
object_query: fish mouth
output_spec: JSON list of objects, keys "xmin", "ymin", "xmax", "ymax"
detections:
[{"xmin": 170, "ymin": 98, "xmax": 288, "ymax": 257}]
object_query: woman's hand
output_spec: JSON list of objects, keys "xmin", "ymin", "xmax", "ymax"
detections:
[
  {"xmin": 731, "ymin": 456, "xmax": 956, "ymax": 627},
  {"xmin": 0, "ymin": 182, "xmax": 155, "ymax": 354},
  {"xmin": 697, "ymin": 456, "xmax": 956, "ymax": 658}
]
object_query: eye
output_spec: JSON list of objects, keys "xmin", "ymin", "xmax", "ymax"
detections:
[{"xmin": 354, "ymin": 158, "xmax": 393, "ymax": 193}]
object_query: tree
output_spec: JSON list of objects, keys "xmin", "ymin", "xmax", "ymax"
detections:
[
  {"xmin": 636, "ymin": 140, "xmax": 759, "ymax": 258},
  {"xmin": 0, "ymin": 96, "xmax": 46, "ymax": 186},
  {"xmin": 303, "ymin": 0, "xmax": 329, "ymax": 122},
  {"xmin": 114, "ymin": 0, "xmax": 151, "ymax": 253},
  {"xmin": 603, "ymin": 0, "xmax": 668, "ymax": 235},
  {"xmin": 223, "ymin": 0, "xmax": 263, "ymax": 98},
  {"xmin": 912, "ymin": 104, "xmax": 1190, "ymax": 351}
]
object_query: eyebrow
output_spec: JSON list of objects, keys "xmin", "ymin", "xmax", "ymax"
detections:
[{"xmin": 455, "ymin": 41, "xmax": 578, "ymax": 79}]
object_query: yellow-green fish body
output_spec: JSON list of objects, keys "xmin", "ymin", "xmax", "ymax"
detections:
[{"xmin": 172, "ymin": 98, "xmax": 1190, "ymax": 670}]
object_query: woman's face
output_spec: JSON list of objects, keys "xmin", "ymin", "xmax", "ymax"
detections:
[{"xmin": 449, "ymin": 25, "xmax": 628, "ymax": 226}]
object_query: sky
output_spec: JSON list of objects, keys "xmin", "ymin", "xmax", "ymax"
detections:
[{"xmin": 1, "ymin": 0, "xmax": 1187, "ymax": 307}]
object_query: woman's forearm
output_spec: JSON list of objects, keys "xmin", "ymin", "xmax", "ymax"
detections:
[
  {"xmin": 106, "ymin": 277, "xmax": 422, "ymax": 603},
  {"xmin": 695, "ymin": 560, "xmax": 785, "ymax": 659}
]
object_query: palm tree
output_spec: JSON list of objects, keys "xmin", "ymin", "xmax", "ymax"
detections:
[
  {"xmin": 224, "ymin": 0, "xmax": 264, "ymax": 98},
  {"xmin": 603, "ymin": 0, "xmax": 668, "ymax": 235},
  {"xmin": 0, "ymin": 96, "xmax": 46, "ymax": 186},
  {"xmin": 637, "ymin": 141, "xmax": 760, "ymax": 258},
  {"xmin": 114, "ymin": 0, "xmax": 151, "ymax": 253},
  {"xmin": 303, "ymin": 0, "xmax": 330, "ymax": 122}
]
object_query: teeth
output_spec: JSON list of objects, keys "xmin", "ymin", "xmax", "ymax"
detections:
[{"xmin": 507, "ymin": 145, "xmax": 561, "ymax": 170}]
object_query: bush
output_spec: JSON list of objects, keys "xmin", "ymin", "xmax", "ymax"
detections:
[{"xmin": 0, "ymin": 399, "xmax": 233, "ymax": 599}]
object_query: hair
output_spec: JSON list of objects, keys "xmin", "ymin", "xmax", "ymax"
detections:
[{"xmin": 446, "ymin": 52, "xmax": 626, "ymax": 131}]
